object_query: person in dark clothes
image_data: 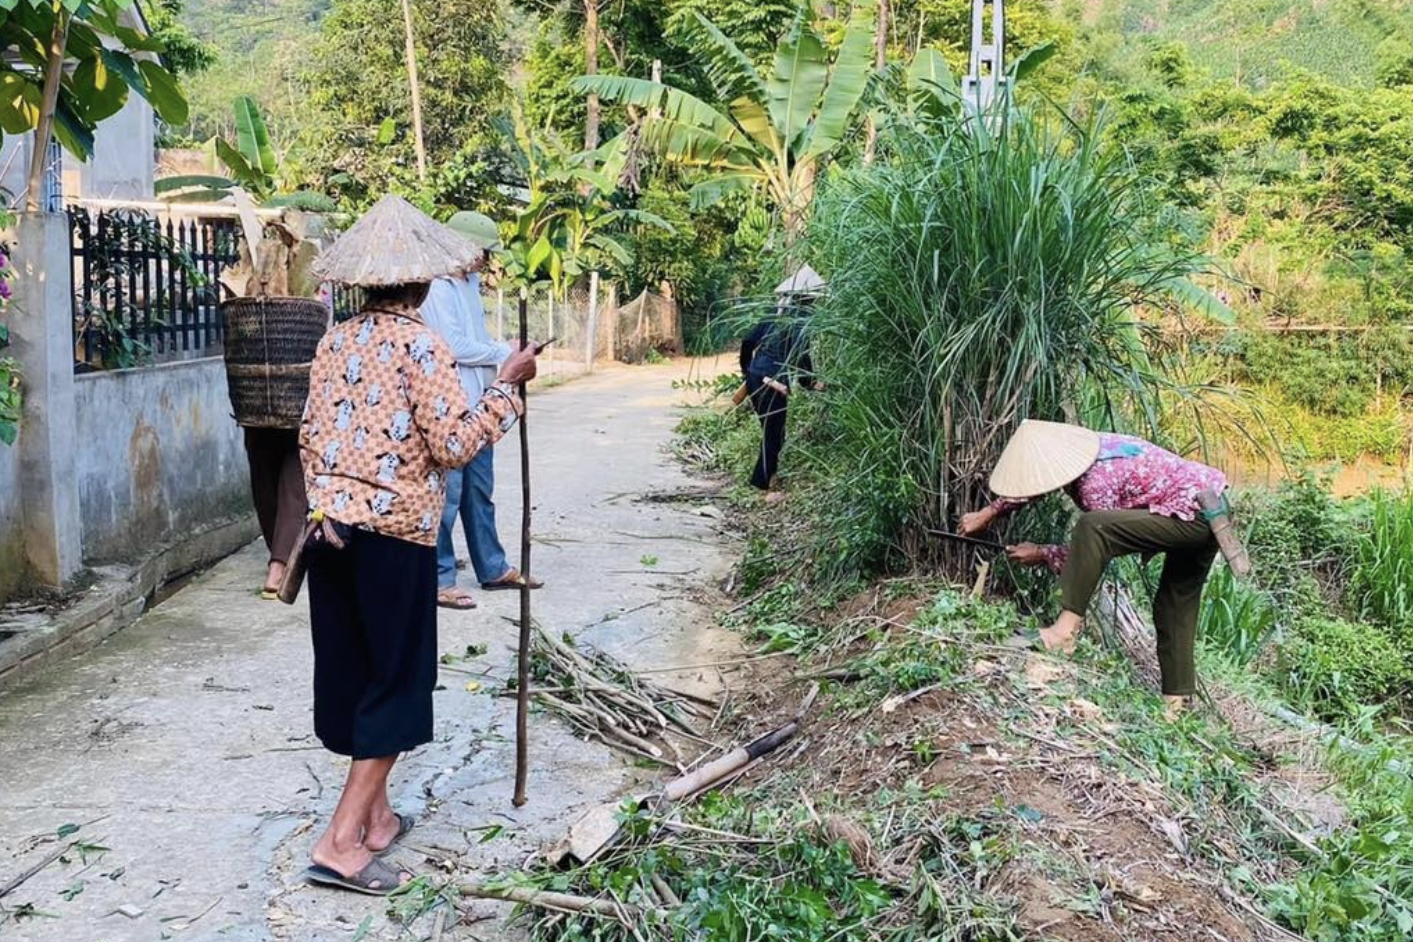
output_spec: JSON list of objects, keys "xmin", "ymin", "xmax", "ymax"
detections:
[
  {"xmin": 243, "ymin": 428, "xmax": 307, "ymax": 599},
  {"xmin": 740, "ymin": 267, "xmax": 825, "ymax": 498}
]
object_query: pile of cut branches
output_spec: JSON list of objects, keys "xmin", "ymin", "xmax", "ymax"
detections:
[{"xmin": 517, "ymin": 625, "xmax": 717, "ymax": 770}]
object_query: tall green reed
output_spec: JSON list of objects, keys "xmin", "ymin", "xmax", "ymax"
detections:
[
  {"xmin": 1350, "ymin": 488, "xmax": 1413, "ymax": 645},
  {"xmin": 801, "ymin": 100, "xmax": 1213, "ymax": 575}
]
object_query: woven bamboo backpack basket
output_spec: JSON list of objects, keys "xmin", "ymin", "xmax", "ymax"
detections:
[{"xmin": 221, "ymin": 296, "xmax": 329, "ymax": 429}]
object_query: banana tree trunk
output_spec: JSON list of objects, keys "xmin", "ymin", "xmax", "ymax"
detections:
[
  {"xmin": 25, "ymin": 8, "xmax": 71, "ymax": 213},
  {"xmin": 781, "ymin": 161, "xmax": 816, "ymax": 248}
]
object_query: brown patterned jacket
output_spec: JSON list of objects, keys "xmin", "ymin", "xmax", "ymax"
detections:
[{"xmin": 299, "ymin": 302, "xmax": 521, "ymax": 545}]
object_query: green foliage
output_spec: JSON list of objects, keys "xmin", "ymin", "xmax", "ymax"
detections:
[
  {"xmin": 524, "ymin": 796, "xmax": 894, "ymax": 942},
  {"xmin": 157, "ymin": 95, "xmax": 314, "ymax": 203},
  {"xmin": 1277, "ymin": 615, "xmax": 1410, "ymax": 722},
  {"xmin": 1349, "ymin": 488, "xmax": 1413, "ymax": 648},
  {"xmin": 302, "ymin": 0, "xmax": 511, "ymax": 209},
  {"xmin": 1199, "ymin": 564, "xmax": 1279, "ymax": 667},
  {"xmin": 177, "ymin": 0, "xmax": 326, "ymax": 144},
  {"xmin": 573, "ymin": 0, "xmax": 881, "ymax": 237},
  {"xmin": 524, "ymin": 22, "xmax": 586, "ymax": 137},
  {"xmin": 664, "ymin": 0, "xmax": 798, "ymax": 62},
  {"xmin": 0, "ymin": 0, "xmax": 189, "ymax": 163},
  {"xmin": 500, "ymin": 119, "xmax": 672, "ymax": 290},
  {"xmin": 801, "ymin": 100, "xmax": 1215, "ymax": 576},
  {"xmin": 143, "ymin": 0, "xmax": 217, "ymax": 77},
  {"xmin": 1269, "ymin": 731, "xmax": 1413, "ymax": 942}
]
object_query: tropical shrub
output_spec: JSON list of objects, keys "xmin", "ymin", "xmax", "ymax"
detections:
[
  {"xmin": 1276, "ymin": 616, "xmax": 1410, "ymax": 722},
  {"xmin": 799, "ymin": 99, "xmax": 1219, "ymax": 575}
]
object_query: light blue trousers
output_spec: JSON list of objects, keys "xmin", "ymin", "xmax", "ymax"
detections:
[{"xmin": 437, "ymin": 445, "xmax": 511, "ymax": 589}]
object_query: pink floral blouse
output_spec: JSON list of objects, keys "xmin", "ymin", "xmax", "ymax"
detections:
[{"xmin": 989, "ymin": 433, "xmax": 1228, "ymax": 571}]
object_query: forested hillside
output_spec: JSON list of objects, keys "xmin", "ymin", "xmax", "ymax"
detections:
[
  {"xmin": 1084, "ymin": 0, "xmax": 1413, "ymax": 87},
  {"xmin": 178, "ymin": 0, "xmax": 330, "ymax": 142}
]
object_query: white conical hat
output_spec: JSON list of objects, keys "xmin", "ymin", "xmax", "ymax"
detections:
[
  {"xmin": 312, "ymin": 195, "xmax": 482, "ymax": 286},
  {"xmin": 774, "ymin": 264, "xmax": 826, "ymax": 296},
  {"xmin": 988, "ymin": 420, "xmax": 1102, "ymax": 499}
]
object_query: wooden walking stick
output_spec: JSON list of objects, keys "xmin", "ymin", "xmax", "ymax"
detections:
[{"xmin": 514, "ymin": 290, "xmax": 532, "ymax": 807}]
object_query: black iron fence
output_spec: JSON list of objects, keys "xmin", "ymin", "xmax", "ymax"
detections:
[
  {"xmin": 69, "ymin": 208, "xmax": 242, "ymax": 370},
  {"xmin": 329, "ymin": 284, "xmax": 365, "ymax": 323}
]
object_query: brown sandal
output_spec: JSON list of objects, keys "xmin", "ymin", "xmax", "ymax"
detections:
[
  {"xmin": 481, "ymin": 568, "xmax": 543, "ymax": 591},
  {"xmin": 437, "ymin": 588, "xmax": 478, "ymax": 610}
]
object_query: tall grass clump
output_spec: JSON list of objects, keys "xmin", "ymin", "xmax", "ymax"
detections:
[
  {"xmin": 1349, "ymin": 488, "xmax": 1413, "ymax": 646},
  {"xmin": 801, "ymin": 100, "xmax": 1214, "ymax": 575}
]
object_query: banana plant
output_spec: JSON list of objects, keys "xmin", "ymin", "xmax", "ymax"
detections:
[
  {"xmin": 571, "ymin": 0, "xmax": 877, "ymax": 243},
  {"xmin": 501, "ymin": 114, "xmax": 672, "ymax": 293},
  {"xmin": 156, "ymin": 96, "xmax": 332, "ymax": 209}
]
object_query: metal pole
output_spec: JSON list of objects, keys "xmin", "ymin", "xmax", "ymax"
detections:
[
  {"xmin": 513, "ymin": 288, "xmax": 532, "ymax": 808},
  {"xmin": 585, "ymin": 271, "xmax": 600, "ymax": 373},
  {"xmin": 496, "ymin": 288, "xmax": 505, "ymax": 341}
]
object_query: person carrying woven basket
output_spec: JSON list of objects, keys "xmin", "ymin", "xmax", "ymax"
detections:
[
  {"xmin": 958, "ymin": 421, "xmax": 1231, "ymax": 716},
  {"xmin": 296, "ymin": 196, "xmax": 541, "ymax": 895}
]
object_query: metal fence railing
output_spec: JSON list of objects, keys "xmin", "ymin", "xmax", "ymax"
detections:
[{"xmin": 69, "ymin": 208, "xmax": 241, "ymax": 370}]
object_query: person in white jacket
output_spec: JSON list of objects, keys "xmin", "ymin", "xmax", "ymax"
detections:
[{"xmin": 420, "ymin": 212, "xmax": 543, "ymax": 609}]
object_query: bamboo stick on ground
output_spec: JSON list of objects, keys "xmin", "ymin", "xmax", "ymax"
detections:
[{"xmin": 458, "ymin": 883, "xmax": 668, "ymax": 922}]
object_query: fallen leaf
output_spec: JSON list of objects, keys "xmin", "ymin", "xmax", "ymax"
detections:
[
  {"xmin": 1067, "ymin": 697, "xmax": 1103, "ymax": 722},
  {"xmin": 464, "ymin": 681, "xmax": 483, "ymax": 693}
]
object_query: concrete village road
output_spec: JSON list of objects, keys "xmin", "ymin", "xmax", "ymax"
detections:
[{"xmin": 0, "ymin": 358, "xmax": 742, "ymax": 941}]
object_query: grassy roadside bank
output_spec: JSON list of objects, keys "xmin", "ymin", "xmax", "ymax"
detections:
[{"xmin": 503, "ymin": 396, "xmax": 1413, "ymax": 942}]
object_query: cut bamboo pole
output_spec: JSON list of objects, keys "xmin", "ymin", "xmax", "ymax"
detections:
[{"xmin": 514, "ymin": 291, "xmax": 532, "ymax": 807}]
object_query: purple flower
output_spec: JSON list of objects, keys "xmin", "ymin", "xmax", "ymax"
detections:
[{"xmin": 0, "ymin": 280, "xmax": 13, "ymax": 301}]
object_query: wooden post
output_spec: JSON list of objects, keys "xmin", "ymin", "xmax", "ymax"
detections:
[
  {"xmin": 585, "ymin": 271, "xmax": 600, "ymax": 373},
  {"xmin": 514, "ymin": 288, "xmax": 532, "ymax": 808},
  {"xmin": 547, "ymin": 291, "xmax": 556, "ymax": 375},
  {"xmin": 399, "ymin": 0, "xmax": 428, "ymax": 182},
  {"xmin": 496, "ymin": 288, "xmax": 505, "ymax": 341}
]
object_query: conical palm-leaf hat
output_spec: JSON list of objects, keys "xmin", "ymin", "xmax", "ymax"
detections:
[
  {"xmin": 775, "ymin": 265, "xmax": 827, "ymax": 296},
  {"xmin": 313, "ymin": 195, "xmax": 481, "ymax": 286},
  {"xmin": 988, "ymin": 420, "xmax": 1102, "ymax": 499}
]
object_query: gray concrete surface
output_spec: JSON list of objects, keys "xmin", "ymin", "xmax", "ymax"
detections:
[
  {"xmin": 74, "ymin": 358, "xmax": 250, "ymax": 565},
  {"xmin": 0, "ymin": 360, "xmax": 738, "ymax": 941},
  {"xmin": 0, "ymin": 436, "xmax": 23, "ymax": 601}
]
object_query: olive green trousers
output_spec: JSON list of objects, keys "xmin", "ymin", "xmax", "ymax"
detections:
[{"xmin": 1059, "ymin": 510, "xmax": 1218, "ymax": 696}]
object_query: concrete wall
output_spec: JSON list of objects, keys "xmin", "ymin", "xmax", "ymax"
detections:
[
  {"xmin": 0, "ymin": 95, "xmax": 155, "ymax": 207},
  {"xmin": 78, "ymin": 95, "xmax": 155, "ymax": 201},
  {"xmin": 0, "ymin": 443, "xmax": 22, "ymax": 599},
  {"xmin": 74, "ymin": 358, "xmax": 250, "ymax": 563}
]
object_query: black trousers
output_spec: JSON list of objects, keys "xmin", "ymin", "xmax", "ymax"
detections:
[
  {"xmin": 746, "ymin": 375, "xmax": 788, "ymax": 490},
  {"xmin": 243, "ymin": 427, "xmax": 307, "ymax": 565},
  {"xmin": 307, "ymin": 528, "xmax": 438, "ymax": 759}
]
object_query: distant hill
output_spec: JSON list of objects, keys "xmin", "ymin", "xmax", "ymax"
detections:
[
  {"xmin": 176, "ymin": 0, "xmax": 334, "ymax": 141},
  {"xmin": 1083, "ymin": 0, "xmax": 1413, "ymax": 87}
]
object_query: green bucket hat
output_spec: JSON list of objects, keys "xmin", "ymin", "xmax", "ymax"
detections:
[{"xmin": 446, "ymin": 210, "xmax": 503, "ymax": 251}]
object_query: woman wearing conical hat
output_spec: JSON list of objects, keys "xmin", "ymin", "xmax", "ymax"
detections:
[
  {"xmin": 295, "ymin": 196, "xmax": 541, "ymax": 894},
  {"xmin": 959, "ymin": 421, "xmax": 1231, "ymax": 716}
]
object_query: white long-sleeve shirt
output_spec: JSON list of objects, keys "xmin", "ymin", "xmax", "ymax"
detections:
[{"xmin": 419, "ymin": 273, "xmax": 511, "ymax": 403}]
